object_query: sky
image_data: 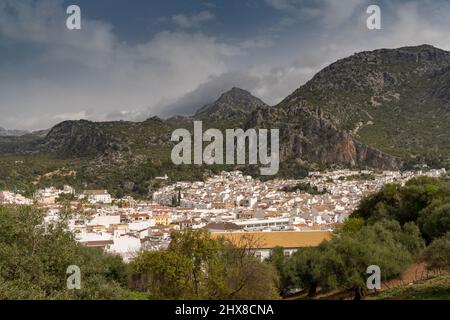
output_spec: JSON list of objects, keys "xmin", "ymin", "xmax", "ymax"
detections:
[{"xmin": 1, "ymin": 0, "xmax": 450, "ymax": 130}]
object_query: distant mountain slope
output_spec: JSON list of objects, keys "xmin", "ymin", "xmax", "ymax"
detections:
[
  {"xmin": 0, "ymin": 45, "xmax": 449, "ymax": 186},
  {"xmin": 194, "ymin": 87, "xmax": 268, "ymax": 122},
  {"xmin": 279, "ymin": 45, "xmax": 450, "ymax": 163},
  {"xmin": 33, "ymin": 117, "xmax": 173, "ymax": 158},
  {"xmin": 245, "ymin": 101, "xmax": 400, "ymax": 169},
  {"xmin": 0, "ymin": 127, "xmax": 29, "ymax": 137}
]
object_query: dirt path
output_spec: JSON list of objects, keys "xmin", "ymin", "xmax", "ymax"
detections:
[
  {"xmin": 286, "ymin": 263, "xmax": 447, "ymax": 300},
  {"xmin": 381, "ymin": 262, "xmax": 444, "ymax": 291}
]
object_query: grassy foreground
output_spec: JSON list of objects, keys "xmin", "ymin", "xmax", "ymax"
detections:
[{"xmin": 374, "ymin": 275, "xmax": 450, "ymax": 300}]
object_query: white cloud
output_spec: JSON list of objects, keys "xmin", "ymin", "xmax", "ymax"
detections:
[
  {"xmin": 266, "ymin": 0, "xmax": 366, "ymax": 29},
  {"xmin": 238, "ymin": 37, "xmax": 276, "ymax": 49},
  {"xmin": 3, "ymin": 0, "xmax": 450, "ymax": 130},
  {"xmin": 0, "ymin": 1, "xmax": 238, "ymax": 130},
  {"xmin": 172, "ymin": 10, "xmax": 215, "ymax": 29},
  {"xmin": 161, "ymin": 0, "xmax": 450, "ymax": 116}
]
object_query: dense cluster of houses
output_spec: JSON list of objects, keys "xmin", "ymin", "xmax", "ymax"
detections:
[
  {"xmin": 0, "ymin": 186, "xmax": 112, "ymax": 206},
  {"xmin": 0, "ymin": 190, "xmax": 33, "ymax": 205},
  {"xmin": 0, "ymin": 168, "xmax": 446, "ymax": 262},
  {"xmin": 153, "ymin": 169, "xmax": 447, "ymax": 229}
]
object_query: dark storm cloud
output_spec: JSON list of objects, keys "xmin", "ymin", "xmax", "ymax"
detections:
[{"xmin": 1, "ymin": 0, "xmax": 450, "ymax": 130}]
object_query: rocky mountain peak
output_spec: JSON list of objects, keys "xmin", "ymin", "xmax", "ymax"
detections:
[
  {"xmin": 270, "ymin": 44, "xmax": 450, "ymax": 166},
  {"xmin": 194, "ymin": 87, "xmax": 268, "ymax": 122},
  {"xmin": 217, "ymin": 87, "xmax": 257, "ymax": 103},
  {"xmin": 38, "ymin": 120, "xmax": 111, "ymax": 157},
  {"xmin": 144, "ymin": 116, "xmax": 163, "ymax": 123}
]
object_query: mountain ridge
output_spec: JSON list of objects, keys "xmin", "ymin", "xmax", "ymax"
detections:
[
  {"xmin": 271, "ymin": 44, "xmax": 450, "ymax": 165},
  {"xmin": 0, "ymin": 45, "xmax": 449, "ymax": 185},
  {"xmin": 0, "ymin": 127, "xmax": 29, "ymax": 137}
]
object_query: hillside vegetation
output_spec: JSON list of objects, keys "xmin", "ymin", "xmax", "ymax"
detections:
[{"xmin": 269, "ymin": 177, "xmax": 450, "ymax": 300}]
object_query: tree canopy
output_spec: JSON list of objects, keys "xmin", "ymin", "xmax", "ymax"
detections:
[
  {"xmin": 269, "ymin": 219, "xmax": 425, "ymax": 300},
  {"xmin": 353, "ymin": 177, "xmax": 450, "ymax": 242},
  {"xmin": 0, "ymin": 206, "xmax": 130, "ymax": 299},
  {"xmin": 129, "ymin": 228, "xmax": 280, "ymax": 300}
]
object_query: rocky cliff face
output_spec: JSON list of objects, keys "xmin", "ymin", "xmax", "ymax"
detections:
[
  {"xmin": 246, "ymin": 100, "xmax": 401, "ymax": 169},
  {"xmin": 240, "ymin": 45, "xmax": 450, "ymax": 169},
  {"xmin": 280, "ymin": 45, "xmax": 450, "ymax": 162}
]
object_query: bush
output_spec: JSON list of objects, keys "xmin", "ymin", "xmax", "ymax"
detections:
[
  {"xmin": 129, "ymin": 229, "xmax": 280, "ymax": 300},
  {"xmin": 0, "ymin": 206, "xmax": 130, "ymax": 299},
  {"xmin": 422, "ymin": 233, "xmax": 450, "ymax": 270}
]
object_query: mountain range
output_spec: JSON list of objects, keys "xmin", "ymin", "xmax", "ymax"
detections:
[
  {"xmin": 0, "ymin": 44, "xmax": 449, "ymax": 196},
  {"xmin": 0, "ymin": 127, "xmax": 28, "ymax": 137}
]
